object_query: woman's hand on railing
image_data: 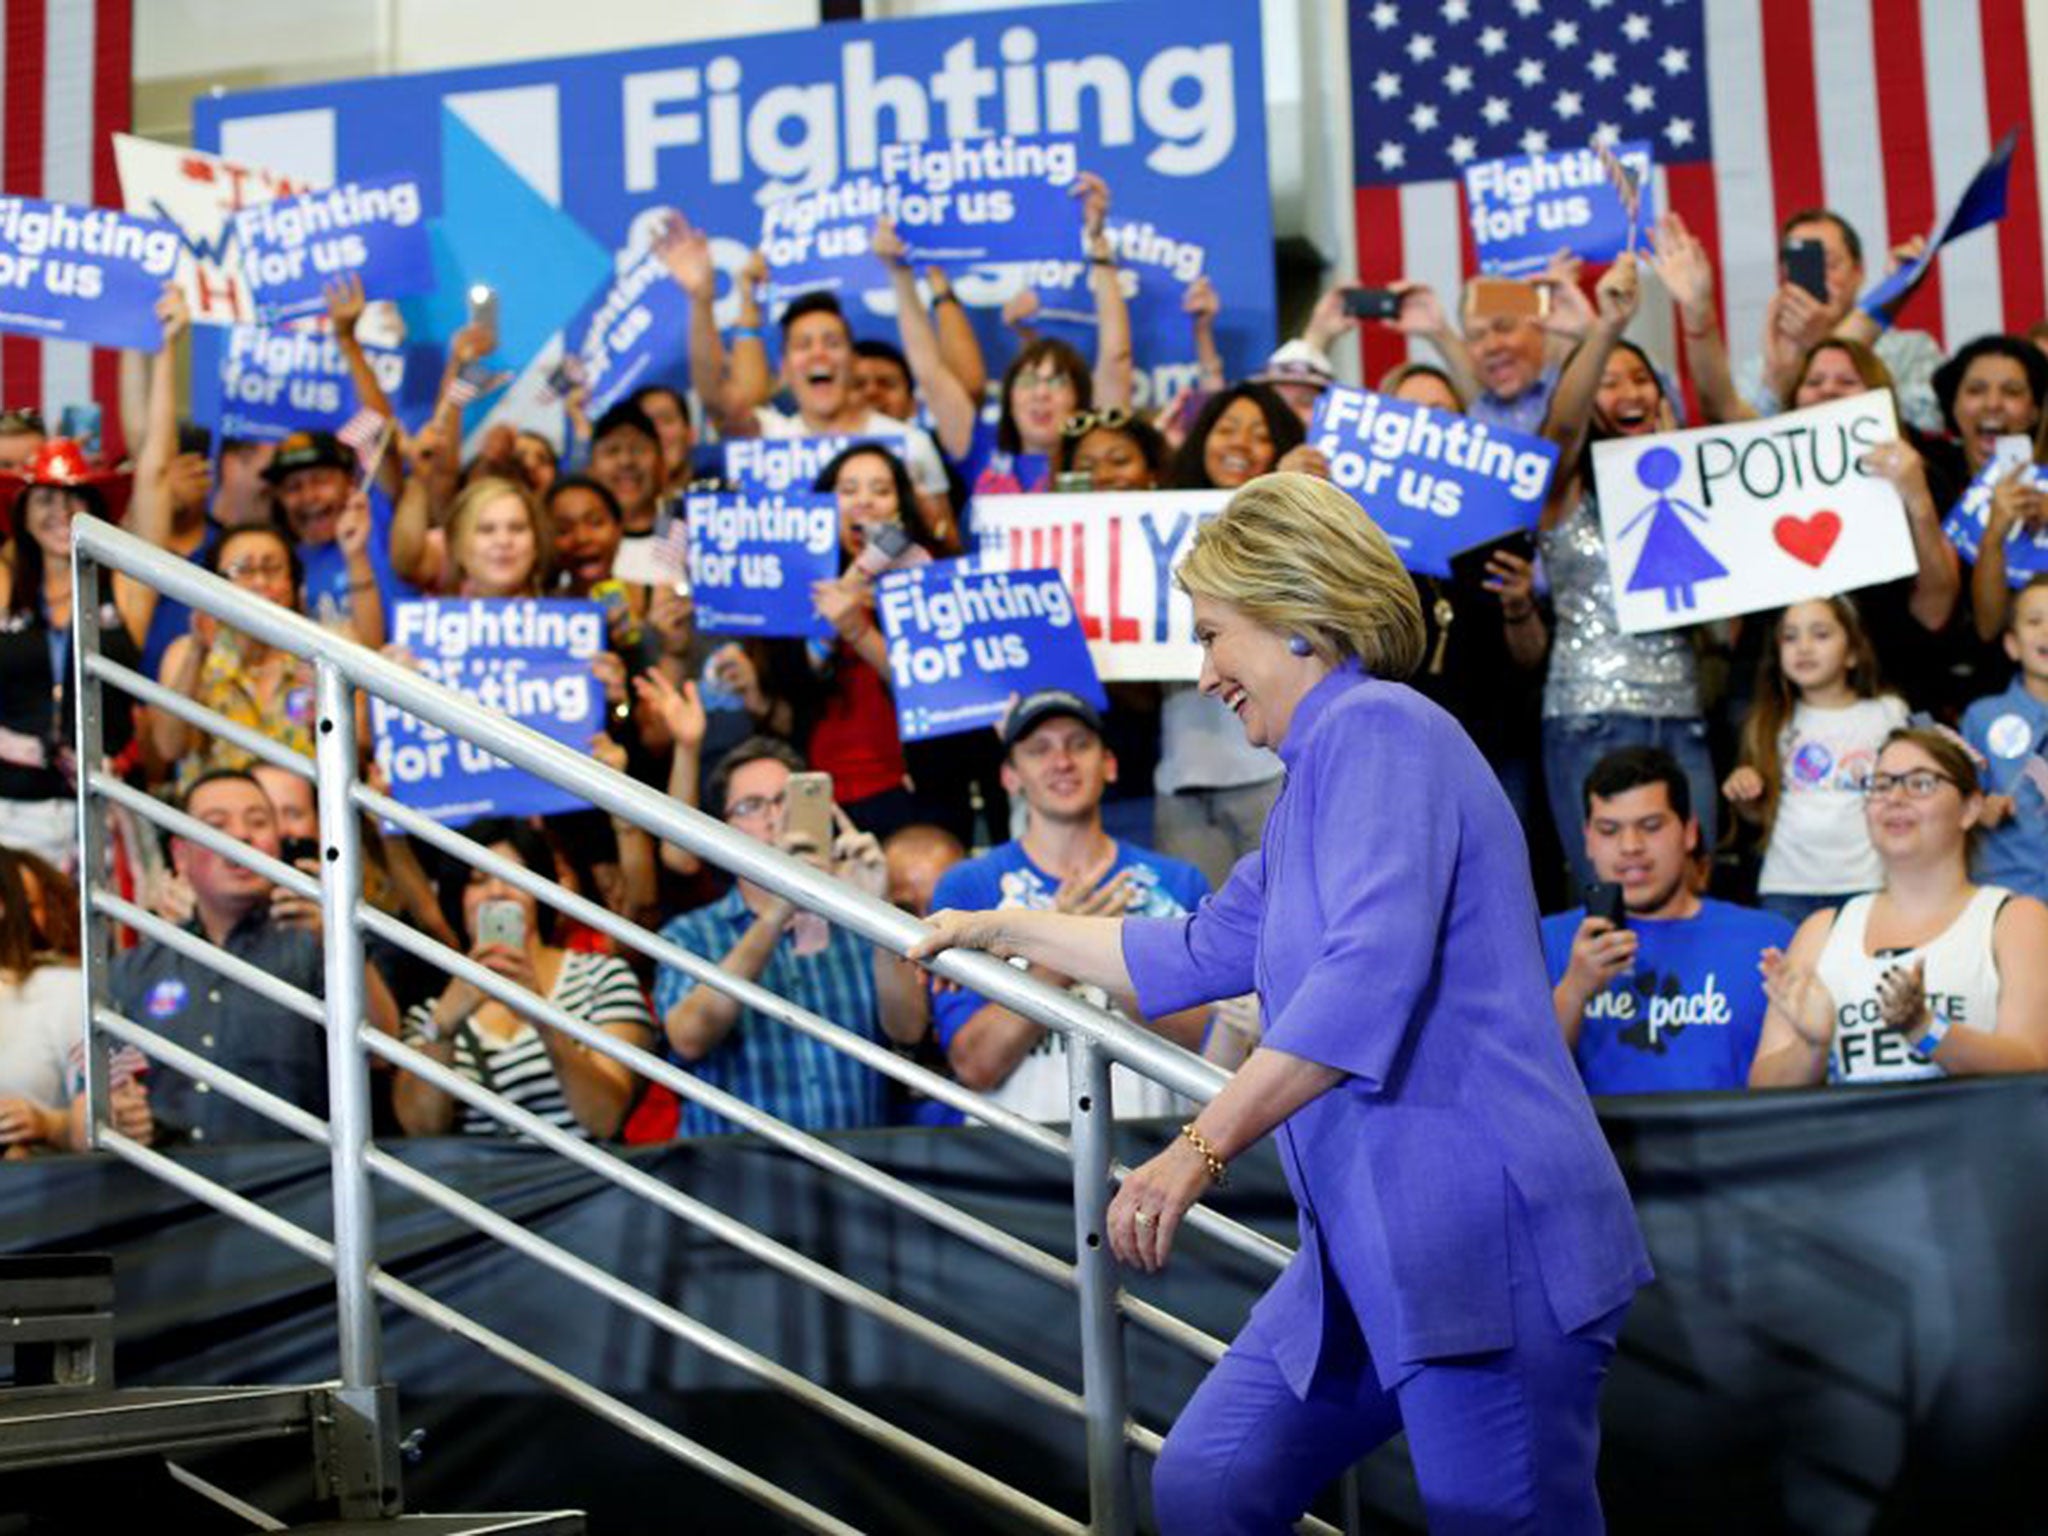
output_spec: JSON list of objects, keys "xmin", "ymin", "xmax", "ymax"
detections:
[
  {"xmin": 906, "ymin": 908, "xmax": 1020, "ymax": 964},
  {"xmin": 1107, "ymin": 1137, "xmax": 1214, "ymax": 1275}
]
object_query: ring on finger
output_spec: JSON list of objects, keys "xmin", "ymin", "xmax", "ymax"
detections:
[{"xmin": 1132, "ymin": 1210, "xmax": 1156, "ymax": 1229}]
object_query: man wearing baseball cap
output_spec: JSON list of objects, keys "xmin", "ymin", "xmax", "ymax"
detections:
[
  {"xmin": 926, "ymin": 689, "xmax": 1213, "ymax": 1122},
  {"xmin": 266, "ymin": 429, "xmax": 401, "ymax": 644}
]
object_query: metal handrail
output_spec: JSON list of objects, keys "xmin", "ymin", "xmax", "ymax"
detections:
[{"xmin": 68, "ymin": 515, "xmax": 1336, "ymax": 1534}]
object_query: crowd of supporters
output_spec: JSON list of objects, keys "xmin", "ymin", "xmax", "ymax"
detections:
[{"xmin": 3, "ymin": 183, "xmax": 2046, "ymax": 1158}]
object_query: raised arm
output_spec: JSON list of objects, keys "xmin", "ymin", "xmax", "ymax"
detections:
[
  {"xmin": 1647, "ymin": 212, "xmax": 1753, "ymax": 425},
  {"xmin": 1862, "ymin": 437, "xmax": 1960, "ymax": 632},
  {"xmin": 110, "ymin": 286, "xmax": 191, "ymax": 644},
  {"xmin": 927, "ymin": 265, "xmax": 988, "ymax": 403},
  {"xmin": 1185, "ymin": 276, "xmax": 1225, "ymax": 395},
  {"xmin": 1076, "ymin": 173, "xmax": 1133, "ymax": 412},
  {"xmin": 876, "ymin": 220, "xmax": 977, "ymax": 458},
  {"xmin": 658, "ymin": 213, "xmax": 744, "ymax": 436},
  {"xmin": 1389, "ymin": 281, "xmax": 1481, "ymax": 405},
  {"xmin": 1542, "ymin": 254, "xmax": 1641, "ymax": 520},
  {"xmin": 1971, "ymin": 465, "xmax": 2040, "ymax": 641},
  {"xmin": 725, "ymin": 248, "xmax": 776, "ymax": 421}
]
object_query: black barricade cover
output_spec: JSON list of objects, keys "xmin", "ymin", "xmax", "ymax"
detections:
[{"xmin": 4, "ymin": 1079, "xmax": 2047, "ymax": 1534}]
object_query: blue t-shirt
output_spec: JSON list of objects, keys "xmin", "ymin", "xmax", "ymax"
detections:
[
  {"xmin": 298, "ymin": 489, "xmax": 412, "ymax": 632},
  {"xmin": 930, "ymin": 839, "xmax": 1210, "ymax": 1052},
  {"xmin": 1962, "ymin": 679, "xmax": 2048, "ymax": 903},
  {"xmin": 1540, "ymin": 898, "xmax": 1793, "ymax": 1094}
]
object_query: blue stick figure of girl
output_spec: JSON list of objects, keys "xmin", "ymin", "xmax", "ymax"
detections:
[{"xmin": 1618, "ymin": 446, "xmax": 1726, "ymax": 612}]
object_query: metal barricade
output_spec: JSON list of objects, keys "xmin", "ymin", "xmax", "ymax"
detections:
[{"xmin": 69, "ymin": 516, "xmax": 1327, "ymax": 1535}]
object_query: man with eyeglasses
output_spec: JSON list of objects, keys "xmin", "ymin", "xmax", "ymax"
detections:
[
  {"xmin": 1543, "ymin": 747, "xmax": 1791, "ymax": 1094},
  {"xmin": 651, "ymin": 736, "xmax": 927, "ymax": 1137}
]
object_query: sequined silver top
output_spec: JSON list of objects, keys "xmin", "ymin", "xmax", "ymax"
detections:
[{"xmin": 1540, "ymin": 493, "xmax": 1701, "ymax": 719}]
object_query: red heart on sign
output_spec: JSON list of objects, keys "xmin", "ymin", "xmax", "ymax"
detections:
[{"xmin": 1773, "ymin": 511, "xmax": 1841, "ymax": 567}]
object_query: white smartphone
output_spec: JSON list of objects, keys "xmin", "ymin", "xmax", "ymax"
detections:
[{"xmin": 476, "ymin": 898, "xmax": 526, "ymax": 950}]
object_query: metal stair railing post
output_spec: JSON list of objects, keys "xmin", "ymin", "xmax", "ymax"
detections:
[
  {"xmin": 1068, "ymin": 1036, "xmax": 1134, "ymax": 1536},
  {"xmin": 311, "ymin": 658, "xmax": 401, "ymax": 1519},
  {"xmin": 69, "ymin": 550, "xmax": 116, "ymax": 1151}
]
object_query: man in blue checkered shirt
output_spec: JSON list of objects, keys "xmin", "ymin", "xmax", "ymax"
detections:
[{"xmin": 653, "ymin": 737, "xmax": 927, "ymax": 1138}]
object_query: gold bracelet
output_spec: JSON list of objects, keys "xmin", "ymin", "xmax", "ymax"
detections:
[{"xmin": 1179, "ymin": 1122, "xmax": 1228, "ymax": 1187}]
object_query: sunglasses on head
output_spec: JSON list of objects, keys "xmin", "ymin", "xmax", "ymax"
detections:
[{"xmin": 1060, "ymin": 408, "xmax": 1132, "ymax": 440}]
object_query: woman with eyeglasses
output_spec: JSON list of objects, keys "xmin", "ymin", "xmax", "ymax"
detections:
[
  {"xmin": 152, "ymin": 523, "xmax": 320, "ymax": 791},
  {"xmin": 1749, "ymin": 726, "xmax": 2048, "ymax": 1086}
]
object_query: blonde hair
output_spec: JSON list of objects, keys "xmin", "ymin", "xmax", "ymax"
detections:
[
  {"xmin": 447, "ymin": 476, "xmax": 550, "ymax": 596},
  {"xmin": 1176, "ymin": 472, "xmax": 1426, "ymax": 678}
]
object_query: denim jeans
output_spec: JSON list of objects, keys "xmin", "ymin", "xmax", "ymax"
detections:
[{"xmin": 1542, "ymin": 713, "xmax": 1717, "ymax": 894}]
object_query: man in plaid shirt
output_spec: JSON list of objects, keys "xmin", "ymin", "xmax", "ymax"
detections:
[{"xmin": 653, "ymin": 737, "xmax": 927, "ymax": 1137}]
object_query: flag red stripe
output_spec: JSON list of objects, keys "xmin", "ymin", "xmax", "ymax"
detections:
[
  {"xmin": 3, "ymin": 0, "xmax": 49, "ymax": 410},
  {"xmin": 93, "ymin": 0, "xmax": 135, "ymax": 462},
  {"xmin": 1980, "ymin": 0, "xmax": 2045, "ymax": 332},
  {"xmin": 1758, "ymin": 0, "xmax": 1827, "ymax": 223},
  {"xmin": 1353, "ymin": 185, "xmax": 1408, "ymax": 386},
  {"xmin": 1454, "ymin": 180, "xmax": 1478, "ymax": 285},
  {"xmin": 1869, "ymin": 0, "xmax": 1945, "ymax": 339}
]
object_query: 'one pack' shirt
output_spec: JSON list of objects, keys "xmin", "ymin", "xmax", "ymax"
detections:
[{"xmin": 1541, "ymin": 899, "xmax": 1793, "ymax": 1093}]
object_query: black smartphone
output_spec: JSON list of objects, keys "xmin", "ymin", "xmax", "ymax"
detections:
[
  {"xmin": 1342, "ymin": 286, "xmax": 1404, "ymax": 321},
  {"xmin": 1583, "ymin": 880, "xmax": 1628, "ymax": 931},
  {"xmin": 279, "ymin": 835, "xmax": 320, "ymax": 868},
  {"xmin": 1782, "ymin": 239, "xmax": 1828, "ymax": 301},
  {"xmin": 1447, "ymin": 527, "xmax": 1539, "ymax": 588}
]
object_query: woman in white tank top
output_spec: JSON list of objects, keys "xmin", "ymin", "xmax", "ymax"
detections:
[{"xmin": 1749, "ymin": 727, "xmax": 2048, "ymax": 1087}]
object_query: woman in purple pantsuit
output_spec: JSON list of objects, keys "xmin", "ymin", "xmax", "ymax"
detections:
[{"xmin": 913, "ymin": 474, "xmax": 1651, "ymax": 1533}]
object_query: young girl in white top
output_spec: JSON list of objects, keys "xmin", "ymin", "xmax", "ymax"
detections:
[
  {"xmin": 1749, "ymin": 727, "xmax": 2048, "ymax": 1087},
  {"xmin": 1724, "ymin": 597, "xmax": 1908, "ymax": 927}
]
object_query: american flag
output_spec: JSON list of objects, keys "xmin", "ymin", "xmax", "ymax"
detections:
[
  {"xmin": 447, "ymin": 361, "xmax": 513, "ymax": 410},
  {"xmin": 337, "ymin": 407, "xmax": 392, "ymax": 478},
  {"xmin": 0, "ymin": 0, "xmax": 133, "ymax": 460},
  {"xmin": 1350, "ymin": 0, "xmax": 2045, "ymax": 391}
]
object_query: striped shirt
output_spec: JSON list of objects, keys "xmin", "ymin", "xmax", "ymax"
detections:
[
  {"xmin": 401, "ymin": 951, "xmax": 653, "ymax": 1140},
  {"xmin": 654, "ymin": 887, "xmax": 885, "ymax": 1138}
]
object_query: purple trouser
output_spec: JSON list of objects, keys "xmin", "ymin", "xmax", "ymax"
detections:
[{"xmin": 1153, "ymin": 1205, "xmax": 1628, "ymax": 1535}]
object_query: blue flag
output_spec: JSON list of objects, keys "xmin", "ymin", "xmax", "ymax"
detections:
[
  {"xmin": 875, "ymin": 559, "xmax": 1105, "ymax": 741},
  {"xmin": 1860, "ymin": 130, "xmax": 2017, "ymax": 317},
  {"xmin": 0, "ymin": 196, "xmax": 181, "ymax": 352},
  {"xmin": 1310, "ymin": 386, "xmax": 1558, "ymax": 578},
  {"xmin": 373, "ymin": 598, "xmax": 608, "ymax": 824},
  {"xmin": 232, "ymin": 174, "xmax": 435, "ymax": 323},
  {"xmin": 687, "ymin": 491, "xmax": 841, "ymax": 640},
  {"xmin": 1464, "ymin": 142, "xmax": 1655, "ymax": 276}
]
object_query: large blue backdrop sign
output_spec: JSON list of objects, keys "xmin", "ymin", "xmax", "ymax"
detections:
[{"xmin": 190, "ymin": 0, "xmax": 1273, "ymax": 431}]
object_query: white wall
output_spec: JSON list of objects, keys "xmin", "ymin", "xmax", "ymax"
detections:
[{"xmin": 132, "ymin": 0, "xmax": 1350, "ymax": 274}]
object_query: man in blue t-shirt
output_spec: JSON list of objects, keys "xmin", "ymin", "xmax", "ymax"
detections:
[
  {"xmin": 267, "ymin": 429, "xmax": 408, "ymax": 644},
  {"xmin": 1543, "ymin": 747, "xmax": 1792, "ymax": 1094},
  {"xmin": 930, "ymin": 689, "xmax": 1210, "ymax": 1122}
]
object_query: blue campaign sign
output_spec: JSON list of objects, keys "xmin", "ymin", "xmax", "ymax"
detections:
[
  {"xmin": 719, "ymin": 433, "xmax": 904, "ymax": 494},
  {"xmin": 1943, "ymin": 459, "xmax": 2048, "ymax": 586},
  {"xmin": 687, "ymin": 491, "xmax": 841, "ymax": 639},
  {"xmin": 373, "ymin": 598, "xmax": 608, "ymax": 823},
  {"xmin": 567, "ymin": 250, "xmax": 692, "ymax": 418},
  {"xmin": 192, "ymin": 0, "xmax": 1274, "ymax": 422},
  {"xmin": 761, "ymin": 139, "xmax": 1083, "ymax": 300},
  {"xmin": 215, "ymin": 322, "xmax": 433, "ymax": 442},
  {"xmin": 875, "ymin": 558, "xmax": 1105, "ymax": 741},
  {"xmin": 1309, "ymin": 385, "xmax": 1558, "ymax": 577},
  {"xmin": 1464, "ymin": 142, "xmax": 1654, "ymax": 275},
  {"xmin": 0, "ymin": 196, "xmax": 182, "ymax": 351},
  {"xmin": 232, "ymin": 174, "xmax": 434, "ymax": 323}
]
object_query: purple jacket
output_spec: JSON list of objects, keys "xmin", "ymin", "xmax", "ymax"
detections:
[{"xmin": 1124, "ymin": 665, "xmax": 1651, "ymax": 1392}]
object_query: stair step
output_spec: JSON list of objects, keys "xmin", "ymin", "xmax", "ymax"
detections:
[
  {"xmin": 283, "ymin": 1517, "xmax": 584, "ymax": 1536},
  {"xmin": 0, "ymin": 1383, "xmax": 326, "ymax": 1472}
]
